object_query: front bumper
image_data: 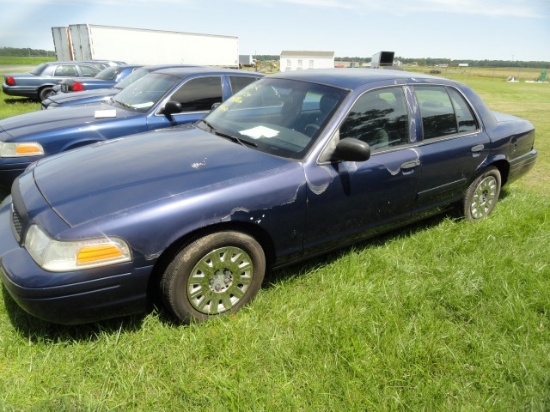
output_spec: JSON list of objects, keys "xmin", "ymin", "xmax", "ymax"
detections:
[
  {"xmin": 0, "ymin": 198, "xmax": 153, "ymax": 325},
  {"xmin": 0, "ymin": 160, "xmax": 32, "ymax": 192}
]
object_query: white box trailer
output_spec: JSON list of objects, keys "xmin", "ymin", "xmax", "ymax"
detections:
[
  {"xmin": 61, "ymin": 24, "xmax": 239, "ymax": 67},
  {"xmin": 51, "ymin": 26, "xmax": 74, "ymax": 61}
]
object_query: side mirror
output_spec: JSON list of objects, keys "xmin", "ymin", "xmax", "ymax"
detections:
[
  {"xmin": 163, "ymin": 101, "xmax": 182, "ymax": 116},
  {"xmin": 331, "ymin": 138, "xmax": 371, "ymax": 162},
  {"xmin": 211, "ymin": 102, "xmax": 221, "ymax": 110}
]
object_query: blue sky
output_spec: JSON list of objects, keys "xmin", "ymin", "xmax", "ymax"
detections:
[{"xmin": 1, "ymin": 0, "xmax": 549, "ymax": 61}]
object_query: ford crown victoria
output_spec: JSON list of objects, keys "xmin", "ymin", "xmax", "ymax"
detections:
[{"xmin": 0, "ymin": 69, "xmax": 537, "ymax": 325}]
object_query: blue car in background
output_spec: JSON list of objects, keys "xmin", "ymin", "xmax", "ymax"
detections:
[
  {"xmin": 2, "ymin": 60, "xmax": 123, "ymax": 101},
  {"xmin": 55, "ymin": 64, "xmax": 143, "ymax": 93},
  {"xmin": 41, "ymin": 64, "xmax": 198, "ymax": 109},
  {"xmin": 0, "ymin": 69, "xmax": 537, "ymax": 325},
  {"xmin": 0, "ymin": 66, "xmax": 263, "ymax": 190}
]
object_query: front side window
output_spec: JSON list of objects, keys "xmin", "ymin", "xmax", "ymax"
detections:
[
  {"xmin": 54, "ymin": 65, "xmax": 78, "ymax": 77},
  {"xmin": 170, "ymin": 76, "xmax": 223, "ymax": 112},
  {"xmin": 340, "ymin": 86, "xmax": 410, "ymax": 151},
  {"xmin": 79, "ymin": 65, "xmax": 100, "ymax": 77}
]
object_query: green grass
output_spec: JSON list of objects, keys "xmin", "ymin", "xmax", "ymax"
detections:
[
  {"xmin": 0, "ymin": 66, "xmax": 549, "ymax": 410},
  {"xmin": 0, "ymin": 56, "xmax": 55, "ymax": 66}
]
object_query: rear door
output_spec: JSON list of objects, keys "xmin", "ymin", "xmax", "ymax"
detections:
[{"xmin": 412, "ymin": 85, "xmax": 490, "ymax": 209}]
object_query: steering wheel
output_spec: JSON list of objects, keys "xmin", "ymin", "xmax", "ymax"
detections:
[{"xmin": 304, "ymin": 123, "xmax": 320, "ymax": 136}]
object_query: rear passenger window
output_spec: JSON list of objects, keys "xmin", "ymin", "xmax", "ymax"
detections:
[
  {"xmin": 415, "ymin": 85, "xmax": 479, "ymax": 139},
  {"xmin": 229, "ymin": 76, "xmax": 259, "ymax": 94},
  {"xmin": 415, "ymin": 86, "xmax": 457, "ymax": 139},
  {"xmin": 448, "ymin": 88, "xmax": 478, "ymax": 133},
  {"xmin": 340, "ymin": 86, "xmax": 409, "ymax": 151},
  {"xmin": 170, "ymin": 77, "xmax": 223, "ymax": 112}
]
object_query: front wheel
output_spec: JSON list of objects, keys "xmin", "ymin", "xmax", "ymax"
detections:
[
  {"xmin": 160, "ymin": 231, "xmax": 266, "ymax": 323},
  {"xmin": 463, "ymin": 166, "xmax": 502, "ymax": 221}
]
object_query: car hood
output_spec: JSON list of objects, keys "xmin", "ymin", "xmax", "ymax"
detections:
[
  {"xmin": 32, "ymin": 125, "xmax": 292, "ymax": 227},
  {"xmin": 0, "ymin": 103, "xmax": 136, "ymax": 140}
]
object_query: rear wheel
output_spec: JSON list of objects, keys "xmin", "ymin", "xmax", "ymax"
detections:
[
  {"xmin": 463, "ymin": 166, "xmax": 501, "ymax": 221},
  {"xmin": 160, "ymin": 231, "xmax": 266, "ymax": 323},
  {"xmin": 39, "ymin": 86, "xmax": 55, "ymax": 101}
]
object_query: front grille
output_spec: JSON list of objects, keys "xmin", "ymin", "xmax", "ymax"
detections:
[{"xmin": 11, "ymin": 204, "xmax": 23, "ymax": 243}]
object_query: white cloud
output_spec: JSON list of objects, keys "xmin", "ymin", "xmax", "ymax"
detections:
[{"xmin": 248, "ymin": 0, "xmax": 546, "ymax": 18}]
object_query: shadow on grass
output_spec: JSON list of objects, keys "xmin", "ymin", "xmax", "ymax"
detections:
[
  {"xmin": 3, "ymin": 97, "xmax": 37, "ymax": 105},
  {"xmin": 2, "ymin": 285, "xmax": 148, "ymax": 343}
]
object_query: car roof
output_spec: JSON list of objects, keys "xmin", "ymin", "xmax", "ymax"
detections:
[
  {"xmin": 153, "ymin": 67, "xmax": 264, "ymax": 77},
  {"xmin": 141, "ymin": 64, "xmax": 200, "ymax": 72},
  {"xmin": 270, "ymin": 68, "xmax": 451, "ymax": 90}
]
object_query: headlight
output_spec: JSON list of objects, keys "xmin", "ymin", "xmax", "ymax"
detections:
[
  {"xmin": 0, "ymin": 141, "xmax": 44, "ymax": 157},
  {"xmin": 25, "ymin": 225, "xmax": 132, "ymax": 272}
]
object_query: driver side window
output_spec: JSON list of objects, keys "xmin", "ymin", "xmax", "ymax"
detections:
[
  {"xmin": 340, "ymin": 87, "xmax": 409, "ymax": 151},
  {"xmin": 170, "ymin": 77, "xmax": 223, "ymax": 112}
]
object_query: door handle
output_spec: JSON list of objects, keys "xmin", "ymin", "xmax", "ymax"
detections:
[
  {"xmin": 401, "ymin": 159, "xmax": 420, "ymax": 170},
  {"xmin": 471, "ymin": 144, "xmax": 484, "ymax": 153}
]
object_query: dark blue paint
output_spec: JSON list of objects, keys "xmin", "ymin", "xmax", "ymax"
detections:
[{"xmin": 0, "ymin": 69, "xmax": 538, "ymax": 324}]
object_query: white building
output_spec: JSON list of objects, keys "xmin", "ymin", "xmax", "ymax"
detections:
[{"xmin": 279, "ymin": 50, "xmax": 335, "ymax": 72}]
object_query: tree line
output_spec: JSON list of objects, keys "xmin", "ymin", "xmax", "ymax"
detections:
[
  {"xmin": 255, "ymin": 54, "xmax": 549, "ymax": 69},
  {"xmin": 1, "ymin": 48, "xmax": 547, "ymax": 68},
  {"xmin": 0, "ymin": 47, "xmax": 55, "ymax": 57}
]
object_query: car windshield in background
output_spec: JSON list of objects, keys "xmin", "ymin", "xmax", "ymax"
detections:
[
  {"xmin": 201, "ymin": 78, "xmax": 348, "ymax": 160},
  {"xmin": 112, "ymin": 72, "xmax": 179, "ymax": 112},
  {"xmin": 114, "ymin": 67, "xmax": 150, "ymax": 89},
  {"xmin": 94, "ymin": 66, "xmax": 119, "ymax": 80}
]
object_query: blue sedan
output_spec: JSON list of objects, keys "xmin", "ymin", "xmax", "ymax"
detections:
[
  {"xmin": 2, "ymin": 60, "xmax": 122, "ymax": 101},
  {"xmin": 55, "ymin": 64, "xmax": 143, "ymax": 93},
  {"xmin": 41, "ymin": 64, "xmax": 200, "ymax": 109},
  {"xmin": 0, "ymin": 69, "xmax": 537, "ymax": 325},
  {"xmin": 0, "ymin": 67, "xmax": 263, "ymax": 190}
]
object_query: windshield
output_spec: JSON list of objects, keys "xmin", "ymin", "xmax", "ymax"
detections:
[
  {"xmin": 112, "ymin": 72, "xmax": 180, "ymax": 112},
  {"xmin": 200, "ymin": 78, "xmax": 348, "ymax": 160},
  {"xmin": 95, "ymin": 66, "xmax": 118, "ymax": 80},
  {"xmin": 115, "ymin": 67, "xmax": 150, "ymax": 89}
]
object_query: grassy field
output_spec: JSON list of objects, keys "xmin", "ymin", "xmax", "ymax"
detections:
[{"xmin": 0, "ymin": 64, "xmax": 549, "ymax": 410}]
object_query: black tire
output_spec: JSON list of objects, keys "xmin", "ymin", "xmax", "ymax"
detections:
[
  {"xmin": 39, "ymin": 87, "xmax": 55, "ymax": 101},
  {"xmin": 160, "ymin": 231, "xmax": 266, "ymax": 324},
  {"xmin": 463, "ymin": 166, "xmax": 502, "ymax": 221}
]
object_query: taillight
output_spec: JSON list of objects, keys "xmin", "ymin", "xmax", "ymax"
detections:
[
  {"xmin": 6, "ymin": 76, "xmax": 16, "ymax": 86},
  {"xmin": 72, "ymin": 82, "xmax": 85, "ymax": 92}
]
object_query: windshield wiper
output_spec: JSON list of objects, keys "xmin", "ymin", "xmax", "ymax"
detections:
[
  {"xmin": 111, "ymin": 98, "xmax": 132, "ymax": 110},
  {"xmin": 197, "ymin": 119, "xmax": 258, "ymax": 148}
]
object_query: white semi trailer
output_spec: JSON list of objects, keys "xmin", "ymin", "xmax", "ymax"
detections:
[
  {"xmin": 52, "ymin": 24, "xmax": 240, "ymax": 68},
  {"xmin": 51, "ymin": 26, "xmax": 73, "ymax": 61}
]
